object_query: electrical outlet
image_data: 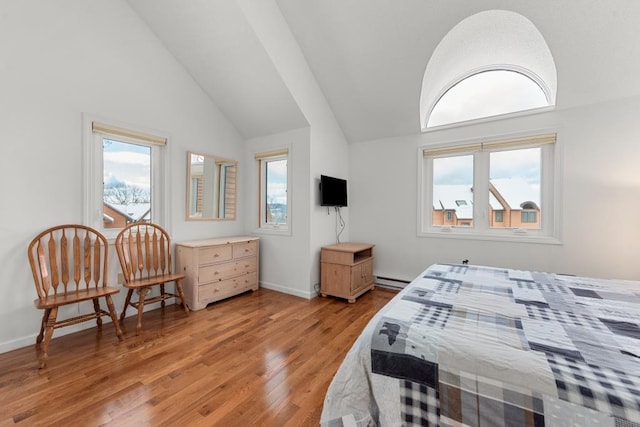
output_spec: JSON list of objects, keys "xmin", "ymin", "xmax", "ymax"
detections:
[{"xmin": 117, "ymin": 273, "xmax": 124, "ymax": 283}]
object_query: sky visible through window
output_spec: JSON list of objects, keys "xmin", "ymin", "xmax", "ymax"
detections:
[
  {"xmin": 433, "ymin": 155, "xmax": 473, "ymax": 186},
  {"xmin": 103, "ymin": 139, "xmax": 151, "ymax": 190},
  {"xmin": 265, "ymin": 159, "xmax": 287, "ymax": 204},
  {"xmin": 490, "ymin": 148, "xmax": 540, "ymax": 188},
  {"xmin": 265, "ymin": 158, "xmax": 287, "ymax": 224},
  {"xmin": 427, "ymin": 70, "xmax": 549, "ymax": 128},
  {"xmin": 433, "ymin": 148, "xmax": 540, "ymax": 190}
]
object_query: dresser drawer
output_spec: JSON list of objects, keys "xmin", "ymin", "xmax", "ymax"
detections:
[
  {"xmin": 233, "ymin": 240, "xmax": 258, "ymax": 258},
  {"xmin": 198, "ymin": 245, "xmax": 233, "ymax": 265},
  {"xmin": 199, "ymin": 272, "xmax": 257, "ymax": 303},
  {"xmin": 199, "ymin": 257, "xmax": 257, "ymax": 282},
  {"xmin": 234, "ymin": 271, "xmax": 258, "ymax": 290}
]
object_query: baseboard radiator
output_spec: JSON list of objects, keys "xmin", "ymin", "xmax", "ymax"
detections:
[{"xmin": 374, "ymin": 275, "xmax": 411, "ymax": 290}]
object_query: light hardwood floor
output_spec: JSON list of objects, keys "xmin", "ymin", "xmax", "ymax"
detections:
[{"xmin": 0, "ymin": 287, "xmax": 396, "ymax": 426}]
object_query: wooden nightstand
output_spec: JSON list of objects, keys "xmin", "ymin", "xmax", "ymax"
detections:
[{"xmin": 320, "ymin": 242, "xmax": 374, "ymax": 303}]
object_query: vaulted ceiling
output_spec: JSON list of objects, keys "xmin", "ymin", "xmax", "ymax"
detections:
[{"xmin": 126, "ymin": 0, "xmax": 640, "ymax": 143}]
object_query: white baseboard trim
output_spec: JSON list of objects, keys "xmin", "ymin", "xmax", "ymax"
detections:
[
  {"xmin": 0, "ymin": 334, "xmax": 38, "ymax": 355},
  {"xmin": 259, "ymin": 281, "xmax": 314, "ymax": 300},
  {"xmin": 0, "ymin": 300, "xmax": 168, "ymax": 355},
  {"xmin": 375, "ymin": 275, "xmax": 411, "ymax": 290},
  {"xmin": 0, "ymin": 319, "xmax": 105, "ymax": 355}
]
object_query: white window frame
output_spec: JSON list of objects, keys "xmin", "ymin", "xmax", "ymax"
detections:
[
  {"xmin": 418, "ymin": 131, "xmax": 562, "ymax": 244},
  {"xmin": 82, "ymin": 114, "xmax": 171, "ymax": 241},
  {"xmin": 425, "ymin": 68, "xmax": 552, "ymax": 130},
  {"xmin": 255, "ymin": 147, "xmax": 291, "ymax": 235}
]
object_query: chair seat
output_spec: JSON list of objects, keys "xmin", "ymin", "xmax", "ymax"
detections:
[
  {"xmin": 122, "ymin": 273, "xmax": 185, "ymax": 289},
  {"xmin": 34, "ymin": 286, "xmax": 121, "ymax": 309}
]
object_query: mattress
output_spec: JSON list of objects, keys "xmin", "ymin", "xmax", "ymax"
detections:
[{"xmin": 320, "ymin": 264, "xmax": 640, "ymax": 426}]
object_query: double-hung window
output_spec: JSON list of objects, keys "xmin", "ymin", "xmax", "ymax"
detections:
[
  {"xmin": 83, "ymin": 117, "xmax": 169, "ymax": 240},
  {"xmin": 255, "ymin": 148, "xmax": 289, "ymax": 233},
  {"xmin": 420, "ymin": 133, "xmax": 559, "ymax": 243}
]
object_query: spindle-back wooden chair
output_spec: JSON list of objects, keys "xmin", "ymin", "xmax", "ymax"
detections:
[
  {"xmin": 27, "ymin": 224, "xmax": 123, "ymax": 368},
  {"xmin": 115, "ymin": 222, "xmax": 188, "ymax": 335}
]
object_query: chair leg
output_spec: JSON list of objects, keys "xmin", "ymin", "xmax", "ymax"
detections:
[
  {"xmin": 36, "ymin": 308, "xmax": 51, "ymax": 349},
  {"xmin": 105, "ymin": 295, "xmax": 124, "ymax": 341},
  {"xmin": 92, "ymin": 298, "xmax": 103, "ymax": 328},
  {"xmin": 39, "ymin": 306, "xmax": 58, "ymax": 369},
  {"xmin": 135, "ymin": 288, "xmax": 147, "ymax": 335},
  {"xmin": 175, "ymin": 279, "xmax": 190, "ymax": 314},
  {"xmin": 160, "ymin": 283, "xmax": 166, "ymax": 309},
  {"xmin": 121, "ymin": 289, "xmax": 134, "ymax": 324}
]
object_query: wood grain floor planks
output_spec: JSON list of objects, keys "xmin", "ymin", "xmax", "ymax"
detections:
[{"xmin": 0, "ymin": 287, "xmax": 396, "ymax": 426}]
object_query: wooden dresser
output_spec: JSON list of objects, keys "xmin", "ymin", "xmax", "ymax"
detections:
[
  {"xmin": 176, "ymin": 236, "xmax": 259, "ymax": 311},
  {"xmin": 320, "ymin": 242, "xmax": 374, "ymax": 303}
]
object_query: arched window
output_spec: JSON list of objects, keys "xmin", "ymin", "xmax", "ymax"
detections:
[
  {"xmin": 420, "ymin": 10, "xmax": 557, "ymax": 129},
  {"xmin": 427, "ymin": 69, "xmax": 549, "ymax": 128}
]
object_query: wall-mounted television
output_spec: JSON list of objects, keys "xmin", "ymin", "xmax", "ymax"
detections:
[{"xmin": 320, "ymin": 175, "xmax": 348, "ymax": 207}]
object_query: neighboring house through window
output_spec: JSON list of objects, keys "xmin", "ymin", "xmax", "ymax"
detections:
[{"xmin": 422, "ymin": 133, "xmax": 558, "ymax": 241}]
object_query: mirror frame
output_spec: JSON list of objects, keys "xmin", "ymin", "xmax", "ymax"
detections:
[{"xmin": 186, "ymin": 151, "xmax": 237, "ymax": 221}]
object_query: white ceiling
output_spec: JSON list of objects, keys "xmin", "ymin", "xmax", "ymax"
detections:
[
  {"xmin": 125, "ymin": 0, "xmax": 308, "ymax": 140},
  {"xmin": 126, "ymin": 0, "xmax": 640, "ymax": 143}
]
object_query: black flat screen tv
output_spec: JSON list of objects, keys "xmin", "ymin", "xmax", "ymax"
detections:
[{"xmin": 320, "ymin": 175, "xmax": 348, "ymax": 207}]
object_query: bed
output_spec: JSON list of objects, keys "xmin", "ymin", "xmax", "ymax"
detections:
[{"xmin": 320, "ymin": 263, "xmax": 640, "ymax": 426}]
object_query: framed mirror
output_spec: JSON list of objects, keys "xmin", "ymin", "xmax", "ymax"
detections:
[{"xmin": 186, "ymin": 151, "xmax": 237, "ymax": 220}]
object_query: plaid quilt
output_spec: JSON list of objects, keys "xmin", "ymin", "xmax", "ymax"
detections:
[{"xmin": 321, "ymin": 264, "xmax": 640, "ymax": 427}]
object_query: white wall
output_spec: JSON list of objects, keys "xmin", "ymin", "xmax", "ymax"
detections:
[
  {"xmin": 243, "ymin": 128, "xmax": 312, "ymax": 298},
  {"xmin": 308, "ymin": 120, "xmax": 350, "ymax": 292},
  {"xmin": 349, "ymin": 96, "xmax": 640, "ymax": 282},
  {"xmin": 239, "ymin": 0, "xmax": 350, "ymax": 296},
  {"xmin": 0, "ymin": 0, "xmax": 246, "ymax": 352}
]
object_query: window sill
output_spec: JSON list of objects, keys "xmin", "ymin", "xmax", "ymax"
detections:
[
  {"xmin": 421, "ymin": 105, "xmax": 556, "ymax": 133},
  {"xmin": 253, "ymin": 226, "xmax": 291, "ymax": 237}
]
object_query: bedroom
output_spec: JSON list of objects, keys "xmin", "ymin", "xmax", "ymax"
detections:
[{"xmin": 1, "ymin": 0, "xmax": 639, "ymax": 425}]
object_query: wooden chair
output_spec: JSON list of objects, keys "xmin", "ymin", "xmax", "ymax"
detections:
[
  {"xmin": 27, "ymin": 224, "xmax": 124, "ymax": 368},
  {"xmin": 115, "ymin": 222, "xmax": 188, "ymax": 335}
]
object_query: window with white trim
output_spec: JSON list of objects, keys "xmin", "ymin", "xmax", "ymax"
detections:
[
  {"xmin": 426, "ymin": 70, "xmax": 550, "ymax": 128},
  {"xmin": 255, "ymin": 148, "xmax": 289, "ymax": 231},
  {"xmin": 420, "ymin": 133, "xmax": 559, "ymax": 242},
  {"xmin": 83, "ymin": 118, "xmax": 169, "ymax": 240}
]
